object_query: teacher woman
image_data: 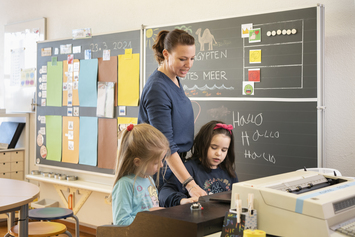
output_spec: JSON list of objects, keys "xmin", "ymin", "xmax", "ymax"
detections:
[{"xmin": 138, "ymin": 29, "xmax": 207, "ymax": 198}]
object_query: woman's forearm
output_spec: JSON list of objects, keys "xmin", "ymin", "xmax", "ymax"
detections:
[
  {"xmin": 166, "ymin": 152, "xmax": 207, "ymax": 197},
  {"xmin": 166, "ymin": 152, "xmax": 190, "ymax": 183}
]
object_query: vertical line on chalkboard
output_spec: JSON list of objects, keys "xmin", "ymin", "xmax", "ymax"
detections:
[
  {"xmin": 243, "ymin": 32, "xmax": 245, "ymax": 84},
  {"xmin": 301, "ymin": 19, "xmax": 304, "ymax": 89},
  {"xmin": 140, "ymin": 24, "xmax": 145, "ymax": 97}
]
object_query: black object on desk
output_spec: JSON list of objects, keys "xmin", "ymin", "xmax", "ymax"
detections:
[
  {"xmin": 0, "ymin": 122, "xmax": 25, "ymax": 149},
  {"xmin": 201, "ymin": 190, "xmax": 232, "ymax": 204},
  {"xmin": 97, "ymin": 193, "xmax": 230, "ymax": 237}
]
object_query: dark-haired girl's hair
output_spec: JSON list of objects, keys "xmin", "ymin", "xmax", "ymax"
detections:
[
  {"xmin": 152, "ymin": 29, "xmax": 195, "ymax": 64},
  {"xmin": 191, "ymin": 120, "xmax": 236, "ymax": 178}
]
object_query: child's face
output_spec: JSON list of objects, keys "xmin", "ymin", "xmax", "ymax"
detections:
[
  {"xmin": 144, "ymin": 153, "xmax": 165, "ymax": 177},
  {"xmin": 207, "ymin": 134, "xmax": 231, "ymax": 169}
]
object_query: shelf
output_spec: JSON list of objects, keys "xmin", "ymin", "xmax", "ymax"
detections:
[
  {"xmin": 0, "ymin": 148, "xmax": 25, "ymax": 152},
  {"xmin": 26, "ymin": 174, "xmax": 112, "ymax": 194},
  {"xmin": 0, "ymin": 113, "xmax": 30, "ymax": 118}
]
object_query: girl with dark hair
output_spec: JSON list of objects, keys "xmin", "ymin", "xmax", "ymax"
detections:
[
  {"xmin": 159, "ymin": 120, "xmax": 238, "ymax": 207},
  {"xmin": 138, "ymin": 29, "xmax": 206, "ymax": 198}
]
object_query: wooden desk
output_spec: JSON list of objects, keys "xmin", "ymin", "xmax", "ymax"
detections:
[
  {"xmin": 0, "ymin": 178, "xmax": 40, "ymax": 237},
  {"xmin": 97, "ymin": 200, "xmax": 230, "ymax": 237}
]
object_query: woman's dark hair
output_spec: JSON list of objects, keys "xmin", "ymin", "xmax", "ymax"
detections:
[
  {"xmin": 190, "ymin": 120, "xmax": 236, "ymax": 178},
  {"xmin": 152, "ymin": 29, "xmax": 195, "ymax": 64}
]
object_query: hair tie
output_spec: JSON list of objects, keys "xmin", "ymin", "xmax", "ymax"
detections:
[
  {"xmin": 127, "ymin": 124, "xmax": 134, "ymax": 131},
  {"xmin": 214, "ymin": 123, "xmax": 233, "ymax": 134}
]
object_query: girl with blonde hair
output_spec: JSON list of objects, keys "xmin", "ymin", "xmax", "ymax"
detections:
[{"xmin": 112, "ymin": 123, "xmax": 170, "ymax": 226}]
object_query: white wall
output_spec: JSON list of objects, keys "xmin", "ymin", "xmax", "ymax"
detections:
[{"xmin": 1, "ymin": 0, "xmax": 355, "ymax": 226}]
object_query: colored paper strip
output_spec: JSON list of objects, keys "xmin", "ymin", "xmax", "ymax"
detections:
[
  {"xmin": 79, "ymin": 116, "xmax": 98, "ymax": 166},
  {"xmin": 117, "ymin": 53, "xmax": 139, "ymax": 106},
  {"xmin": 47, "ymin": 61, "xmax": 63, "ymax": 106},
  {"xmin": 78, "ymin": 59, "xmax": 98, "ymax": 107},
  {"xmin": 45, "ymin": 115, "xmax": 62, "ymax": 161},
  {"xmin": 62, "ymin": 116, "xmax": 80, "ymax": 164},
  {"xmin": 98, "ymin": 118, "xmax": 117, "ymax": 169},
  {"xmin": 98, "ymin": 56, "xmax": 118, "ymax": 106}
]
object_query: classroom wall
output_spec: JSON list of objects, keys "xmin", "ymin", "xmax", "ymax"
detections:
[{"xmin": 0, "ymin": 0, "xmax": 354, "ymax": 226}]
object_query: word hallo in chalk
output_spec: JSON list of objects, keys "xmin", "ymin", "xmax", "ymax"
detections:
[
  {"xmin": 244, "ymin": 150, "xmax": 276, "ymax": 164},
  {"xmin": 233, "ymin": 111, "xmax": 263, "ymax": 127}
]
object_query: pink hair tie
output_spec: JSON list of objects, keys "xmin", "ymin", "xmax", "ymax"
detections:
[
  {"xmin": 127, "ymin": 124, "xmax": 134, "ymax": 131},
  {"xmin": 214, "ymin": 123, "xmax": 233, "ymax": 134}
]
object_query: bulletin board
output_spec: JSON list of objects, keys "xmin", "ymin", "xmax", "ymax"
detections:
[
  {"xmin": 36, "ymin": 29, "xmax": 141, "ymax": 174},
  {"xmin": 145, "ymin": 6, "xmax": 324, "ymax": 181}
]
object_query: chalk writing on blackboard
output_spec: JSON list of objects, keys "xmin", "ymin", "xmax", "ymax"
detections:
[
  {"xmin": 182, "ymin": 70, "xmax": 229, "ymax": 81},
  {"xmin": 195, "ymin": 50, "xmax": 227, "ymax": 61},
  {"xmin": 174, "ymin": 25, "xmax": 193, "ymax": 34},
  {"xmin": 233, "ymin": 112, "xmax": 263, "ymax": 127},
  {"xmin": 244, "ymin": 151, "xmax": 276, "ymax": 164},
  {"xmin": 184, "ymin": 84, "xmax": 234, "ymax": 91},
  {"xmin": 252, "ymin": 130, "xmax": 280, "ymax": 141},
  {"xmin": 191, "ymin": 101, "xmax": 201, "ymax": 123},
  {"xmin": 89, "ymin": 41, "xmax": 132, "ymax": 52},
  {"xmin": 233, "ymin": 111, "xmax": 278, "ymax": 164}
]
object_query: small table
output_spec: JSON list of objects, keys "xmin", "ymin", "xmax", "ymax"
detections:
[{"xmin": 0, "ymin": 178, "xmax": 40, "ymax": 237}]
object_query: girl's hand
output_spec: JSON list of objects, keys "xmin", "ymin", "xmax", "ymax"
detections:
[
  {"xmin": 149, "ymin": 207, "xmax": 165, "ymax": 211},
  {"xmin": 180, "ymin": 196, "xmax": 199, "ymax": 205},
  {"xmin": 186, "ymin": 180, "xmax": 207, "ymax": 197}
]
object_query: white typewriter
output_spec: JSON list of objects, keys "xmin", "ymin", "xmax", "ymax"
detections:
[{"xmin": 231, "ymin": 170, "xmax": 355, "ymax": 237}]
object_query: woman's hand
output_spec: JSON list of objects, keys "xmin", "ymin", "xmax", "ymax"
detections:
[
  {"xmin": 180, "ymin": 196, "xmax": 199, "ymax": 205},
  {"xmin": 186, "ymin": 180, "xmax": 207, "ymax": 198},
  {"xmin": 165, "ymin": 152, "xmax": 207, "ymax": 197}
]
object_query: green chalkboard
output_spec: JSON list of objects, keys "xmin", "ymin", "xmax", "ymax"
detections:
[{"xmin": 145, "ymin": 6, "xmax": 323, "ymax": 181}]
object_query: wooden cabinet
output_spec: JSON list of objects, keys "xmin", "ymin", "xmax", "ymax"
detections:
[
  {"xmin": 0, "ymin": 112, "xmax": 29, "ymax": 181},
  {"xmin": 0, "ymin": 150, "xmax": 24, "ymax": 180}
]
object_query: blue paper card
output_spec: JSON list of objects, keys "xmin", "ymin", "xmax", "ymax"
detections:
[
  {"xmin": 79, "ymin": 116, "xmax": 98, "ymax": 166},
  {"xmin": 78, "ymin": 59, "xmax": 98, "ymax": 107}
]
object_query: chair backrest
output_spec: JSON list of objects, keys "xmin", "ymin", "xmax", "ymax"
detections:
[{"xmin": 97, "ymin": 225, "xmax": 123, "ymax": 237}]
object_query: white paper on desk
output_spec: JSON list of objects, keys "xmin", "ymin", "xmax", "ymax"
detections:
[{"xmin": 96, "ymin": 82, "xmax": 114, "ymax": 118}]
